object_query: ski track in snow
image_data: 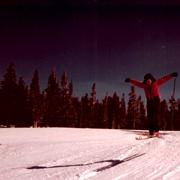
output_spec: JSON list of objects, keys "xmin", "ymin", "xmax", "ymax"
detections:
[{"xmin": 0, "ymin": 128, "xmax": 180, "ymax": 180}]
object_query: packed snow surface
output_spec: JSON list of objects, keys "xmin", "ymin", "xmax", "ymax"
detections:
[{"xmin": 0, "ymin": 128, "xmax": 180, "ymax": 180}]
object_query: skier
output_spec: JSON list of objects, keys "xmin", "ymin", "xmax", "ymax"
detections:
[{"xmin": 125, "ymin": 72, "xmax": 178, "ymax": 137}]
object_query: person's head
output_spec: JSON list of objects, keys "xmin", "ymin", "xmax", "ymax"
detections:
[{"xmin": 143, "ymin": 73, "xmax": 156, "ymax": 84}]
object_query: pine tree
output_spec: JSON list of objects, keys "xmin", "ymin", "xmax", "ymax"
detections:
[
  {"xmin": 16, "ymin": 77, "xmax": 31, "ymax": 127},
  {"xmin": 138, "ymin": 96, "xmax": 146, "ymax": 129},
  {"xmin": 30, "ymin": 69, "xmax": 42, "ymax": 127},
  {"xmin": 69, "ymin": 80, "xmax": 73, "ymax": 97},
  {"xmin": 44, "ymin": 69, "xmax": 60, "ymax": 127},
  {"xmin": 91, "ymin": 83, "xmax": 96, "ymax": 105},
  {"xmin": 112, "ymin": 92, "xmax": 120, "ymax": 129},
  {"xmin": 66, "ymin": 81, "xmax": 77, "ymax": 127},
  {"xmin": 71, "ymin": 97, "xmax": 81, "ymax": 127},
  {"xmin": 160, "ymin": 99, "xmax": 169, "ymax": 130},
  {"xmin": 176, "ymin": 99, "xmax": 180, "ymax": 129},
  {"xmin": 119, "ymin": 93, "xmax": 126, "ymax": 129},
  {"xmin": 127, "ymin": 86, "xmax": 139, "ymax": 129},
  {"xmin": 0, "ymin": 63, "xmax": 18, "ymax": 126},
  {"xmin": 169, "ymin": 96, "xmax": 177, "ymax": 130},
  {"xmin": 90, "ymin": 83, "xmax": 97, "ymax": 128},
  {"xmin": 102, "ymin": 95, "xmax": 109, "ymax": 128},
  {"xmin": 59, "ymin": 72, "xmax": 73, "ymax": 127},
  {"xmin": 95, "ymin": 101, "xmax": 104, "ymax": 128},
  {"xmin": 60, "ymin": 72, "xmax": 69, "ymax": 98},
  {"xmin": 80, "ymin": 93, "xmax": 90, "ymax": 128},
  {"xmin": 173, "ymin": 99, "xmax": 179, "ymax": 130},
  {"xmin": 107, "ymin": 96, "xmax": 114, "ymax": 129},
  {"xmin": 0, "ymin": 84, "xmax": 2, "ymax": 126}
]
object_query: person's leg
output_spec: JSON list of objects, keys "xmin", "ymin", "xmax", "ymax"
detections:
[
  {"xmin": 153, "ymin": 97, "xmax": 160, "ymax": 133},
  {"xmin": 147, "ymin": 100, "xmax": 154, "ymax": 135}
]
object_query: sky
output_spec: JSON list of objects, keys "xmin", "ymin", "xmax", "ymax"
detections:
[{"xmin": 0, "ymin": 1, "xmax": 180, "ymax": 101}]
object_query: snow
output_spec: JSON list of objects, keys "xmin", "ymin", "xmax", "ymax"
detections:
[{"xmin": 0, "ymin": 128, "xmax": 180, "ymax": 180}]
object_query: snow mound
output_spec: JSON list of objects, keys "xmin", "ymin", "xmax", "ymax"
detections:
[{"xmin": 0, "ymin": 128, "xmax": 180, "ymax": 180}]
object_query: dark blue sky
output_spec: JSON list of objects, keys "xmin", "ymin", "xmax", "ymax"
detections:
[{"xmin": 0, "ymin": 1, "xmax": 180, "ymax": 100}]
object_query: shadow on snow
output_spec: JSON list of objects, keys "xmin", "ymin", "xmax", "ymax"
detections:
[{"xmin": 27, "ymin": 153, "xmax": 145, "ymax": 172}]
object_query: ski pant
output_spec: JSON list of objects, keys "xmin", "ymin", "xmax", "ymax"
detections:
[{"xmin": 147, "ymin": 96, "xmax": 160, "ymax": 135}]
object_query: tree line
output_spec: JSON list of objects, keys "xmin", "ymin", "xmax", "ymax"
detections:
[{"xmin": 0, "ymin": 63, "xmax": 180, "ymax": 130}]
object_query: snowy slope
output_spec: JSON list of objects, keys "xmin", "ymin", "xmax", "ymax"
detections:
[{"xmin": 0, "ymin": 128, "xmax": 180, "ymax": 180}]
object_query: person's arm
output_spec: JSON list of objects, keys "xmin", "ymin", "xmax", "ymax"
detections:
[
  {"xmin": 157, "ymin": 72, "xmax": 178, "ymax": 86},
  {"xmin": 125, "ymin": 78, "xmax": 146, "ymax": 88}
]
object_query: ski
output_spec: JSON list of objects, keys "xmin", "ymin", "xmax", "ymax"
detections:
[{"xmin": 135, "ymin": 134, "xmax": 161, "ymax": 140}]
